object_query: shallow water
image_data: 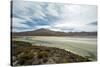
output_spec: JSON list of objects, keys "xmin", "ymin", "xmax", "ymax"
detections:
[{"xmin": 12, "ymin": 36, "xmax": 97, "ymax": 60}]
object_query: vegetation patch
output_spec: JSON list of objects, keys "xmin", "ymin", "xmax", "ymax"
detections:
[{"xmin": 11, "ymin": 41, "xmax": 92, "ymax": 66}]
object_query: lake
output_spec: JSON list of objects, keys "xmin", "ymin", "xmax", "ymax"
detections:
[{"xmin": 12, "ymin": 36, "xmax": 97, "ymax": 61}]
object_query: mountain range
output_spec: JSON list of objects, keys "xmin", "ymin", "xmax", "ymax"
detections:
[{"xmin": 12, "ymin": 28, "xmax": 97, "ymax": 36}]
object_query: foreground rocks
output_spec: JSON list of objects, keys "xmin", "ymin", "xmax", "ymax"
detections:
[{"xmin": 11, "ymin": 41, "xmax": 91, "ymax": 66}]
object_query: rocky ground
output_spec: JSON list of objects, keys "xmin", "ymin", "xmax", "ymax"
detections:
[{"xmin": 11, "ymin": 41, "xmax": 91, "ymax": 66}]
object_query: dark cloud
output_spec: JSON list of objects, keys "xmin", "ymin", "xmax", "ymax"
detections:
[{"xmin": 88, "ymin": 21, "xmax": 97, "ymax": 25}]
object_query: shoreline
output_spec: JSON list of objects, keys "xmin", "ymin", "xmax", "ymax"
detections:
[{"xmin": 11, "ymin": 41, "xmax": 92, "ymax": 66}]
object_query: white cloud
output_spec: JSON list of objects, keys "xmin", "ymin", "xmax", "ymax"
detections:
[
  {"xmin": 12, "ymin": 17, "xmax": 29, "ymax": 28},
  {"xmin": 12, "ymin": 1, "xmax": 97, "ymax": 32},
  {"xmin": 13, "ymin": 1, "xmax": 46, "ymax": 20},
  {"xmin": 48, "ymin": 4, "xmax": 97, "ymax": 32}
]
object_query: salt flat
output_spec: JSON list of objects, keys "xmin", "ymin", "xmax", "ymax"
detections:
[{"xmin": 13, "ymin": 36, "xmax": 97, "ymax": 61}]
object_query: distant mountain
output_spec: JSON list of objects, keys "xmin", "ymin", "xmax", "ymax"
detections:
[{"xmin": 12, "ymin": 28, "xmax": 97, "ymax": 36}]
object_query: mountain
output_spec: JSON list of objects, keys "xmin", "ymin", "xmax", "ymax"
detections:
[
  {"xmin": 12, "ymin": 28, "xmax": 97, "ymax": 36},
  {"xmin": 12, "ymin": 28, "xmax": 67, "ymax": 36}
]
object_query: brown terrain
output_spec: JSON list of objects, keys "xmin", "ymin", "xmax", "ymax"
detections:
[
  {"xmin": 11, "ymin": 41, "xmax": 91, "ymax": 66},
  {"xmin": 12, "ymin": 28, "xmax": 97, "ymax": 36}
]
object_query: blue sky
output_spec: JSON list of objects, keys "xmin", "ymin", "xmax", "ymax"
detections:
[{"xmin": 12, "ymin": 0, "xmax": 97, "ymax": 32}]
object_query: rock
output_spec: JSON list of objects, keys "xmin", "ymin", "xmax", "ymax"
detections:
[{"xmin": 11, "ymin": 41, "xmax": 92, "ymax": 66}]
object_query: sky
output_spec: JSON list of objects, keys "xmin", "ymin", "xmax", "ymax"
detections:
[{"xmin": 12, "ymin": 0, "xmax": 97, "ymax": 32}]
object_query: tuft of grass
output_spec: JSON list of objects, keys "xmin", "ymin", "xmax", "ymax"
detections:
[
  {"xmin": 12, "ymin": 41, "xmax": 32, "ymax": 47},
  {"xmin": 37, "ymin": 51, "xmax": 49, "ymax": 59},
  {"xmin": 11, "ymin": 40, "xmax": 92, "ymax": 66}
]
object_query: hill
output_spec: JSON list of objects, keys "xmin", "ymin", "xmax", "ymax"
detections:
[
  {"xmin": 12, "ymin": 41, "xmax": 91, "ymax": 66},
  {"xmin": 12, "ymin": 28, "xmax": 97, "ymax": 36}
]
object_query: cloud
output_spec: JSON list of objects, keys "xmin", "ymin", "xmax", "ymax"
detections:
[
  {"xmin": 88, "ymin": 21, "xmax": 97, "ymax": 26},
  {"xmin": 12, "ymin": 0, "xmax": 97, "ymax": 32}
]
